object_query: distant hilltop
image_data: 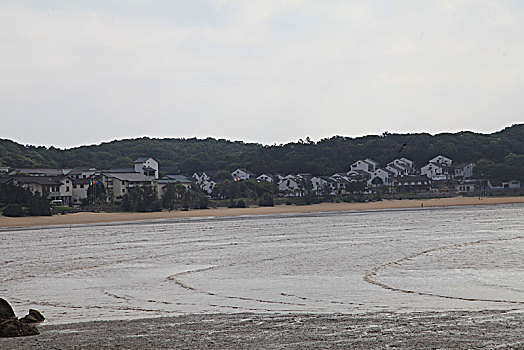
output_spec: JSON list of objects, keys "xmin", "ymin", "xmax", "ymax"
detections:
[{"xmin": 0, "ymin": 124, "xmax": 522, "ymax": 182}]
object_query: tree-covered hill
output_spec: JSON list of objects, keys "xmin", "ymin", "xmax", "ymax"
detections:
[{"xmin": 1, "ymin": 124, "xmax": 523, "ymax": 181}]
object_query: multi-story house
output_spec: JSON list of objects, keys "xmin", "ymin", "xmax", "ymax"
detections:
[
  {"xmin": 231, "ymin": 168, "xmax": 255, "ymax": 181},
  {"xmin": 11, "ymin": 176, "xmax": 73, "ymax": 205},
  {"xmin": 350, "ymin": 159, "xmax": 379, "ymax": 174}
]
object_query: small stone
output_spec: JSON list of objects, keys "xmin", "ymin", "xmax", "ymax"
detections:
[{"xmin": 29, "ymin": 309, "xmax": 45, "ymax": 322}]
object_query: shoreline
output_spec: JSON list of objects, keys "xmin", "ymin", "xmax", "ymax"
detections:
[{"xmin": 0, "ymin": 195, "xmax": 523, "ymax": 229}]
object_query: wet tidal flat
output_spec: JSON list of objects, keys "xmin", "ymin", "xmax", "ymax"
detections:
[{"xmin": 1, "ymin": 204, "xmax": 523, "ymax": 348}]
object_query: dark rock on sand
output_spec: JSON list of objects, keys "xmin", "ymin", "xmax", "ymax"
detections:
[
  {"xmin": 29, "ymin": 309, "xmax": 45, "ymax": 322},
  {"xmin": 0, "ymin": 298, "xmax": 16, "ymax": 320},
  {"xmin": 0, "ymin": 298, "xmax": 44, "ymax": 337},
  {"xmin": 0, "ymin": 319, "xmax": 40, "ymax": 337},
  {"xmin": 20, "ymin": 309, "xmax": 45, "ymax": 323}
]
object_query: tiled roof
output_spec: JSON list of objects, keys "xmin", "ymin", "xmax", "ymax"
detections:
[
  {"xmin": 162, "ymin": 175, "xmax": 193, "ymax": 183},
  {"xmin": 67, "ymin": 167, "xmax": 97, "ymax": 175},
  {"xmin": 134, "ymin": 157, "xmax": 151, "ymax": 163},
  {"xmin": 11, "ymin": 168, "xmax": 66, "ymax": 176},
  {"xmin": 237, "ymin": 168, "xmax": 255, "ymax": 176},
  {"xmin": 103, "ymin": 168, "xmax": 135, "ymax": 173},
  {"xmin": 103, "ymin": 173, "xmax": 154, "ymax": 182},
  {"xmin": 387, "ymin": 164, "xmax": 403, "ymax": 172},
  {"xmin": 11, "ymin": 176, "xmax": 67, "ymax": 185}
]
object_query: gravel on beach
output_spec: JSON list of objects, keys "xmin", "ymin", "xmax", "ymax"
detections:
[{"xmin": 1, "ymin": 310, "xmax": 523, "ymax": 349}]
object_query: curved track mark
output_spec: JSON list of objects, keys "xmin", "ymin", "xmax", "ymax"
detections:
[
  {"xmin": 364, "ymin": 236, "xmax": 524, "ymax": 305},
  {"xmin": 167, "ymin": 267, "xmax": 308, "ymax": 307}
]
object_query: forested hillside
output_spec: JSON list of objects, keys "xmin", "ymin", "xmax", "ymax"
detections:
[{"xmin": 1, "ymin": 124, "xmax": 523, "ymax": 181}]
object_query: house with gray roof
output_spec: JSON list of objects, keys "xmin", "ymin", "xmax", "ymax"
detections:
[
  {"xmin": 134, "ymin": 157, "xmax": 159, "ymax": 179},
  {"xmin": 67, "ymin": 167, "xmax": 98, "ymax": 179},
  {"xmin": 11, "ymin": 175, "xmax": 73, "ymax": 205},
  {"xmin": 232, "ymin": 168, "xmax": 255, "ymax": 180},
  {"xmin": 392, "ymin": 175, "xmax": 432, "ymax": 193},
  {"xmin": 349, "ymin": 159, "xmax": 379, "ymax": 175},
  {"xmin": 102, "ymin": 172, "xmax": 155, "ymax": 201},
  {"xmin": 155, "ymin": 175, "xmax": 194, "ymax": 197}
]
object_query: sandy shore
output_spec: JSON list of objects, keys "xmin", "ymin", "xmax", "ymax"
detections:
[
  {"xmin": 2, "ymin": 311, "xmax": 523, "ymax": 349},
  {"xmin": 1, "ymin": 196, "xmax": 523, "ymax": 229}
]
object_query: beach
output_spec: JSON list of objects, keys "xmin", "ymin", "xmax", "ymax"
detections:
[
  {"xmin": 1, "ymin": 196, "xmax": 523, "ymax": 229},
  {"xmin": 2, "ymin": 197, "xmax": 523, "ymax": 349},
  {"xmin": 2, "ymin": 311, "xmax": 523, "ymax": 349}
]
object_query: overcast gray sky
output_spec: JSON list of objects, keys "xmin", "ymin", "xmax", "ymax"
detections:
[{"xmin": 1, "ymin": 0, "xmax": 523, "ymax": 148}]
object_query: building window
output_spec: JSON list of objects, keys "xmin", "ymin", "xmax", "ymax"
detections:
[{"xmin": 66, "ymin": 186, "xmax": 70, "ymax": 192}]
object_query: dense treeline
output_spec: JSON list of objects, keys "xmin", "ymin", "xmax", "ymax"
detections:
[
  {"xmin": 1, "ymin": 124, "xmax": 523, "ymax": 182},
  {"xmin": 0, "ymin": 183, "xmax": 51, "ymax": 216}
]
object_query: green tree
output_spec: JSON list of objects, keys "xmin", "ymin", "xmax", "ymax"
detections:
[
  {"xmin": 213, "ymin": 170, "xmax": 231, "ymax": 182},
  {"xmin": 121, "ymin": 185, "xmax": 161, "ymax": 212},
  {"xmin": 86, "ymin": 180, "xmax": 107, "ymax": 205},
  {"xmin": 161, "ymin": 183, "xmax": 177, "ymax": 209}
]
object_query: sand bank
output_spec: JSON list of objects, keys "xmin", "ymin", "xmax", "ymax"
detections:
[
  {"xmin": 1, "ymin": 311, "xmax": 523, "ymax": 349},
  {"xmin": 0, "ymin": 196, "xmax": 523, "ymax": 229}
]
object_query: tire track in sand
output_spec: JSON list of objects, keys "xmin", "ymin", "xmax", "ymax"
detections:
[
  {"xmin": 364, "ymin": 235, "xmax": 524, "ymax": 305},
  {"xmin": 167, "ymin": 267, "xmax": 308, "ymax": 307}
]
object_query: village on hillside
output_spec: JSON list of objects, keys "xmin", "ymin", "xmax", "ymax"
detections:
[{"xmin": 0, "ymin": 153, "xmax": 521, "ymax": 214}]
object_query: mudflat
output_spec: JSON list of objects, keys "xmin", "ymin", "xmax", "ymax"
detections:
[
  {"xmin": 1, "ymin": 196, "xmax": 523, "ymax": 229},
  {"xmin": 1, "ymin": 311, "xmax": 523, "ymax": 349}
]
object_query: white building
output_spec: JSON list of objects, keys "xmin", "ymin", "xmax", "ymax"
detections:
[
  {"xmin": 155, "ymin": 175, "xmax": 194, "ymax": 198},
  {"xmin": 134, "ymin": 157, "xmax": 159, "ymax": 179},
  {"xmin": 454, "ymin": 163, "xmax": 475, "ymax": 179},
  {"xmin": 232, "ymin": 168, "xmax": 255, "ymax": 181},
  {"xmin": 256, "ymin": 174, "xmax": 274, "ymax": 183},
  {"xmin": 421, "ymin": 155, "xmax": 453, "ymax": 180},
  {"xmin": 386, "ymin": 163, "xmax": 406, "ymax": 177},
  {"xmin": 429, "ymin": 155, "xmax": 452, "ymax": 167},
  {"xmin": 11, "ymin": 176, "xmax": 73, "ymax": 206},
  {"xmin": 72, "ymin": 178, "xmax": 92, "ymax": 205},
  {"xmin": 399, "ymin": 158, "xmax": 414, "ymax": 168},
  {"xmin": 392, "ymin": 175, "xmax": 432, "ymax": 192},
  {"xmin": 345, "ymin": 169, "xmax": 371, "ymax": 182},
  {"xmin": 386, "ymin": 158, "xmax": 414, "ymax": 177},
  {"xmin": 311, "ymin": 176, "xmax": 335, "ymax": 195},
  {"xmin": 421, "ymin": 162, "xmax": 449, "ymax": 180},
  {"xmin": 103, "ymin": 173, "xmax": 154, "ymax": 200},
  {"xmin": 193, "ymin": 172, "xmax": 211, "ymax": 185},
  {"xmin": 278, "ymin": 175, "xmax": 301, "ymax": 194},
  {"xmin": 455, "ymin": 180, "xmax": 477, "ymax": 192},
  {"xmin": 368, "ymin": 168, "xmax": 394, "ymax": 186},
  {"xmin": 200, "ymin": 180, "xmax": 216, "ymax": 194},
  {"xmin": 192, "ymin": 172, "xmax": 216, "ymax": 194},
  {"xmin": 349, "ymin": 159, "xmax": 379, "ymax": 174}
]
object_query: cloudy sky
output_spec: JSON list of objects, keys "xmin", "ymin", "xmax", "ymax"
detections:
[{"xmin": 1, "ymin": 0, "xmax": 523, "ymax": 148}]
